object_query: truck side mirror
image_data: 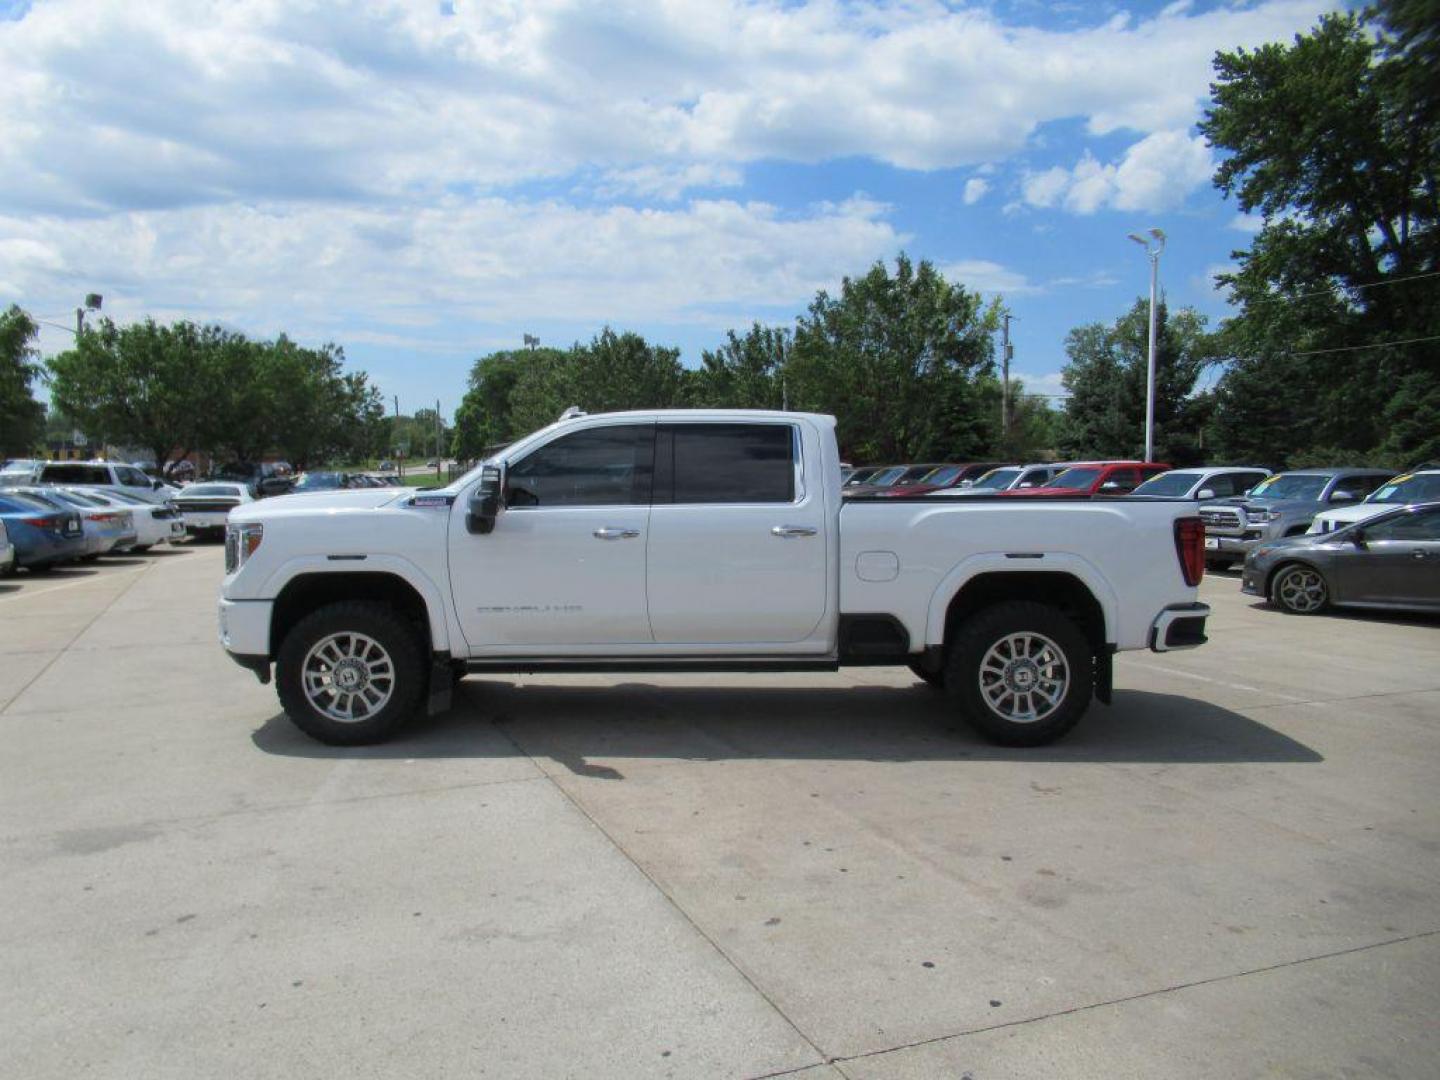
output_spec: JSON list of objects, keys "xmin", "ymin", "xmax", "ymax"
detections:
[
  {"xmin": 1196, "ymin": 488, "xmax": 1217, "ymax": 500},
  {"xmin": 1331, "ymin": 489, "xmax": 1356, "ymax": 503},
  {"xmin": 467, "ymin": 464, "xmax": 505, "ymax": 535}
]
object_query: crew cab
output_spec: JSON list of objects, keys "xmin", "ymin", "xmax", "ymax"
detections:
[{"xmin": 217, "ymin": 411, "xmax": 1210, "ymax": 748}]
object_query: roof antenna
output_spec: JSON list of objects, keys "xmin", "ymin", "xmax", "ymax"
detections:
[{"xmin": 558, "ymin": 405, "xmax": 586, "ymax": 421}]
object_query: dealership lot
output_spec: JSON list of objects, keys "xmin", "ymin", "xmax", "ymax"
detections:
[{"xmin": 2, "ymin": 546, "xmax": 1437, "ymax": 1079}]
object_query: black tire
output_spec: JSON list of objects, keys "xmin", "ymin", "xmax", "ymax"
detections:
[
  {"xmin": 907, "ymin": 660, "xmax": 945, "ymax": 690},
  {"xmin": 1269, "ymin": 562, "xmax": 1329, "ymax": 615},
  {"xmin": 944, "ymin": 601, "xmax": 1093, "ymax": 747},
  {"xmin": 276, "ymin": 601, "xmax": 427, "ymax": 745}
]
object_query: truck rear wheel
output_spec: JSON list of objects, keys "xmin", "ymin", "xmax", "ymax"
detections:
[
  {"xmin": 276, "ymin": 601, "xmax": 427, "ymax": 745},
  {"xmin": 945, "ymin": 602, "xmax": 1092, "ymax": 746}
]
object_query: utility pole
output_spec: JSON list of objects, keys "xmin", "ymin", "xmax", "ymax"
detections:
[
  {"xmin": 1128, "ymin": 229, "xmax": 1166, "ymax": 462},
  {"xmin": 436, "ymin": 398, "xmax": 442, "ymax": 473},
  {"xmin": 1000, "ymin": 313, "xmax": 1014, "ymax": 441}
]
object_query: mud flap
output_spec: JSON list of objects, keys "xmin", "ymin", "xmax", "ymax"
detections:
[
  {"xmin": 427, "ymin": 655, "xmax": 454, "ymax": 716},
  {"xmin": 1094, "ymin": 647, "xmax": 1113, "ymax": 705}
]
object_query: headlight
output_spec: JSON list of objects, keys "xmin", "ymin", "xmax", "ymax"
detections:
[
  {"xmin": 1246, "ymin": 509, "xmax": 1274, "ymax": 524},
  {"xmin": 225, "ymin": 522, "xmax": 263, "ymax": 574}
]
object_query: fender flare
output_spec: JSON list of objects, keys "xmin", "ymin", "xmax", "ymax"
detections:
[
  {"xmin": 258, "ymin": 554, "xmax": 452, "ymax": 653},
  {"xmin": 923, "ymin": 552, "xmax": 1120, "ymax": 647}
]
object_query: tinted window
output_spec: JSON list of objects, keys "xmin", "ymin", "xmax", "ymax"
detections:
[
  {"xmin": 1130, "ymin": 472, "xmax": 1199, "ymax": 497},
  {"xmin": 507, "ymin": 424, "xmax": 653, "ymax": 508},
  {"xmin": 1100, "ymin": 468, "xmax": 1141, "ymax": 493},
  {"xmin": 1249, "ymin": 474, "xmax": 1328, "ymax": 501},
  {"xmin": 1364, "ymin": 508, "xmax": 1440, "ymax": 542},
  {"xmin": 183, "ymin": 484, "xmax": 244, "ymax": 498},
  {"xmin": 42, "ymin": 464, "xmax": 110, "ymax": 485},
  {"xmin": 973, "ymin": 468, "xmax": 1021, "ymax": 490},
  {"xmin": 119, "ymin": 467, "xmax": 151, "ymax": 488},
  {"xmin": 665, "ymin": 423, "xmax": 795, "ymax": 504}
]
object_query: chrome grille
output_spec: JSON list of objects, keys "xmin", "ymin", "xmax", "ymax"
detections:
[
  {"xmin": 224, "ymin": 528, "xmax": 238, "ymax": 573},
  {"xmin": 1200, "ymin": 507, "xmax": 1243, "ymax": 529}
]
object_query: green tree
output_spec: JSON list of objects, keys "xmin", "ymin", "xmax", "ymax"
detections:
[
  {"xmin": 47, "ymin": 318, "xmax": 213, "ymax": 472},
  {"xmin": 786, "ymin": 253, "xmax": 996, "ymax": 462},
  {"xmin": 1058, "ymin": 300, "xmax": 1213, "ymax": 465},
  {"xmin": 451, "ymin": 347, "xmax": 568, "ymax": 460},
  {"xmin": 692, "ymin": 323, "xmax": 789, "ymax": 409},
  {"xmin": 506, "ymin": 329, "xmax": 686, "ymax": 434},
  {"xmin": 1200, "ymin": 2, "xmax": 1440, "ymax": 467},
  {"xmin": 1, "ymin": 306, "xmax": 46, "ymax": 457}
]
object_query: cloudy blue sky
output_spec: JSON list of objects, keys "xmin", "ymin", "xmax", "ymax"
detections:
[{"xmin": 1, "ymin": 0, "xmax": 1337, "ymax": 419}]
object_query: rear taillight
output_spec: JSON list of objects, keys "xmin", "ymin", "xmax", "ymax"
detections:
[
  {"xmin": 89, "ymin": 512, "xmax": 120, "ymax": 523},
  {"xmin": 22, "ymin": 516, "xmax": 60, "ymax": 529},
  {"xmin": 1174, "ymin": 517, "xmax": 1205, "ymax": 587}
]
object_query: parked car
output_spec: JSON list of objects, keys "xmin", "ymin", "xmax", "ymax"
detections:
[
  {"xmin": 288, "ymin": 471, "xmax": 364, "ymax": 493},
  {"xmin": 1000, "ymin": 461, "xmax": 1170, "ymax": 498},
  {"xmin": 1307, "ymin": 470, "xmax": 1440, "ymax": 534},
  {"xmin": 932, "ymin": 463, "xmax": 1068, "ymax": 496},
  {"xmin": 35, "ymin": 460, "xmax": 174, "ymax": 504},
  {"xmin": 1127, "ymin": 467, "xmax": 1271, "ymax": 502},
  {"xmin": 0, "ymin": 491, "xmax": 87, "ymax": 571},
  {"xmin": 842, "ymin": 464, "xmax": 907, "ymax": 494},
  {"xmin": 0, "ymin": 518, "xmax": 13, "ymax": 576},
  {"xmin": 842, "ymin": 466, "xmax": 884, "ymax": 487},
  {"xmin": 1198, "ymin": 468, "xmax": 1395, "ymax": 569},
  {"xmin": 0, "ymin": 458, "xmax": 42, "ymax": 486},
  {"xmin": 378, "ymin": 460, "xmax": 396, "ymax": 473},
  {"xmin": 207, "ymin": 462, "xmax": 294, "ymax": 498},
  {"xmin": 871, "ymin": 462, "xmax": 1011, "ymax": 497},
  {"xmin": 66, "ymin": 487, "xmax": 185, "ymax": 550},
  {"xmin": 173, "ymin": 483, "xmax": 256, "ymax": 539},
  {"xmin": 5, "ymin": 486, "xmax": 136, "ymax": 557},
  {"xmin": 1243, "ymin": 502, "xmax": 1440, "ymax": 615}
]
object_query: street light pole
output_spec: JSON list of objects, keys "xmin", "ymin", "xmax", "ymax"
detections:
[{"xmin": 1127, "ymin": 229, "xmax": 1165, "ymax": 461}]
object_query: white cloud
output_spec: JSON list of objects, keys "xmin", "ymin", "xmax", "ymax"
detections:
[
  {"xmin": 938, "ymin": 260, "xmax": 1038, "ymax": 296},
  {"xmin": 1229, "ymin": 213, "xmax": 1266, "ymax": 233},
  {"xmin": 0, "ymin": 0, "xmax": 1330, "ymax": 214},
  {"xmin": 962, "ymin": 178, "xmax": 989, "ymax": 205},
  {"xmin": 2, "ymin": 195, "xmax": 903, "ymax": 343},
  {"xmin": 1022, "ymin": 130, "xmax": 1214, "ymax": 215},
  {"xmin": 595, "ymin": 164, "xmax": 743, "ymax": 202}
]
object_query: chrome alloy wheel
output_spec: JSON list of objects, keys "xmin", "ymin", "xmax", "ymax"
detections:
[
  {"xmin": 302, "ymin": 632, "xmax": 396, "ymax": 723},
  {"xmin": 977, "ymin": 631, "xmax": 1070, "ymax": 724},
  {"xmin": 1275, "ymin": 566, "xmax": 1327, "ymax": 613}
]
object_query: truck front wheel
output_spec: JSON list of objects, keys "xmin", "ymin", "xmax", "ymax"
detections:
[
  {"xmin": 945, "ymin": 602, "xmax": 1093, "ymax": 747},
  {"xmin": 276, "ymin": 601, "xmax": 427, "ymax": 745}
]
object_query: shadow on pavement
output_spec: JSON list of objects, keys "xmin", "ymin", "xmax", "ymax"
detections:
[
  {"xmin": 252, "ymin": 681, "xmax": 1322, "ymax": 771},
  {"xmin": 1245, "ymin": 600, "xmax": 1440, "ymax": 628}
]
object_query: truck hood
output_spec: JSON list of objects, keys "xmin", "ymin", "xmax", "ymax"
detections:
[
  {"xmin": 1309, "ymin": 503, "xmax": 1391, "ymax": 528},
  {"xmin": 235, "ymin": 487, "xmax": 414, "ymax": 519}
]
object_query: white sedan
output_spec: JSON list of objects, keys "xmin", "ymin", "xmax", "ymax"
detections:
[{"xmin": 69, "ymin": 487, "xmax": 186, "ymax": 550}]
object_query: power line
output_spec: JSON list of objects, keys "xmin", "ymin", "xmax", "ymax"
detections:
[
  {"xmin": 1229, "ymin": 268, "xmax": 1440, "ymax": 307},
  {"xmin": 1288, "ymin": 333, "xmax": 1440, "ymax": 358}
]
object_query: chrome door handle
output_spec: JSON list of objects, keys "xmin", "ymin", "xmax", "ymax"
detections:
[
  {"xmin": 771, "ymin": 525, "xmax": 818, "ymax": 538},
  {"xmin": 593, "ymin": 527, "xmax": 640, "ymax": 540}
]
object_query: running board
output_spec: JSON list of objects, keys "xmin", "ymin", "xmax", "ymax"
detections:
[{"xmin": 464, "ymin": 657, "xmax": 840, "ymax": 675}]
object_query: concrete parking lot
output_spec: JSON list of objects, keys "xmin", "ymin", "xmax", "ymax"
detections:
[{"xmin": 2, "ymin": 545, "xmax": 1437, "ymax": 1079}]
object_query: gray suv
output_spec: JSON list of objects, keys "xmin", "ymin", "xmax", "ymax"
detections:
[{"xmin": 1199, "ymin": 468, "xmax": 1395, "ymax": 569}]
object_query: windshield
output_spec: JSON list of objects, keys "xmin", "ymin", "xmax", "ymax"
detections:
[
  {"xmin": 866, "ymin": 467, "xmax": 906, "ymax": 486},
  {"xmin": 1366, "ymin": 473, "xmax": 1440, "ymax": 504},
  {"xmin": 1248, "ymin": 473, "xmax": 1328, "ymax": 501},
  {"xmin": 1130, "ymin": 472, "xmax": 1199, "ymax": 497},
  {"xmin": 1047, "ymin": 467, "xmax": 1102, "ymax": 491},
  {"xmin": 897, "ymin": 465, "xmax": 938, "ymax": 483},
  {"xmin": 183, "ymin": 484, "xmax": 243, "ymax": 498},
  {"xmin": 972, "ymin": 468, "xmax": 1020, "ymax": 490},
  {"xmin": 292, "ymin": 473, "xmax": 344, "ymax": 490},
  {"xmin": 920, "ymin": 466, "xmax": 962, "ymax": 486}
]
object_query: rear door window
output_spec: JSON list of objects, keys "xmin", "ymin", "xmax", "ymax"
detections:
[
  {"xmin": 660, "ymin": 423, "xmax": 796, "ymax": 504},
  {"xmin": 42, "ymin": 464, "xmax": 110, "ymax": 485}
]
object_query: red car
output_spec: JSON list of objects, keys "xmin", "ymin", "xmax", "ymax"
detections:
[{"xmin": 999, "ymin": 461, "xmax": 1171, "ymax": 497}]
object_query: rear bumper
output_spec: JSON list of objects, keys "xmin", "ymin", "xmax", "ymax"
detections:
[{"xmin": 1149, "ymin": 602, "xmax": 1210, "ymax": 651}]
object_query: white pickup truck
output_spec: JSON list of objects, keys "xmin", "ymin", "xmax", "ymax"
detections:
[{"xmin": 218, "ymin": 410, "xmax": 1209, "ymax": 747}]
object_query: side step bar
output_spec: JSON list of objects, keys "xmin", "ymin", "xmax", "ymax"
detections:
[{"xmin": 464, "ymin": 657, "xmax": 840, "ymax": 675}]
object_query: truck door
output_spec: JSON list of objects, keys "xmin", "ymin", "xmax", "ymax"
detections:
[
  {"xmin": 646, "ymin": 421, "xmax": 828, "ymax": 644},
  {"xmin": 450, "ymin": 422, "xmax": 655, "ymax": 650}
]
